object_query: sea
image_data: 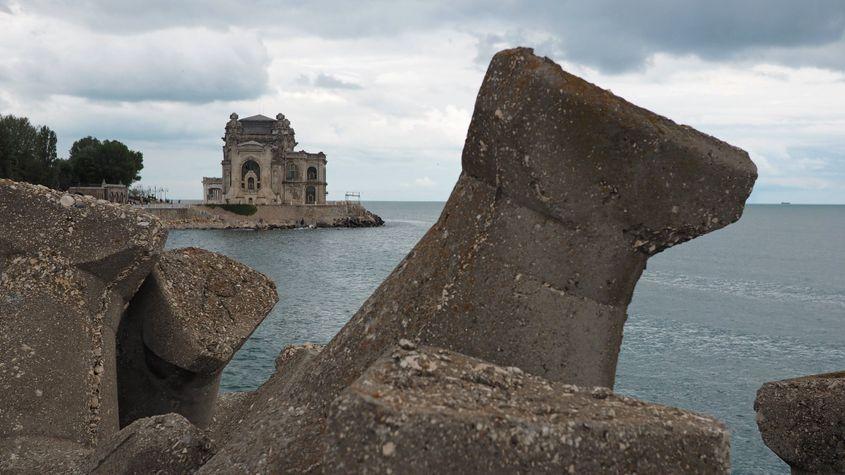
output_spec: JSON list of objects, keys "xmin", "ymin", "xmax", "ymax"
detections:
[{"xmin": 165, "ymin": 202, "xmax": 845, "ymax": 474}]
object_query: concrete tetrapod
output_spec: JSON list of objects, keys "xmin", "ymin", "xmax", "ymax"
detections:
[
  {"xmin": 200, "ymin": 47, "xmax": 756, "ymax": 472},
  {"xmin": 81, "ymin": 413, "xmax": 215, "ymax": 475},
  {"xmin": 325, "ymin": 344, "xmax": 731, "ymax": 474},
  {"xmin": 0, "ymin": 180, "xmax": 166, "ymax": 470},
  {"xmin": 117, "ymin": 247, "xmax": 277, "ymax": 428},
  {"xmin": 755, "ymin": 371, "xmax": 845, "ymax": 474}
]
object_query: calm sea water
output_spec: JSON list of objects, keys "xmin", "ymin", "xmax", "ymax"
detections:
[{"xmin": 166, "ymin": 202, "xmax": 845, "ymax": 474}]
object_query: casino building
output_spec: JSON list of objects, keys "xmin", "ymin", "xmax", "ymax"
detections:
[{"xmin": 202, "ymin": 112, "xmax": 327, "ymax": 205}]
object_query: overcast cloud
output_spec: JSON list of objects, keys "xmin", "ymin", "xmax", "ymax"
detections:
[{"xmin": 1, "ymin": 0, "xmax": 844, "ymax": 202}]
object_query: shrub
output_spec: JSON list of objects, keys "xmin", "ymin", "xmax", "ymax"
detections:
[{"xmin": 205, "ymin": 204, "xmax": 258, "ymax": 216}]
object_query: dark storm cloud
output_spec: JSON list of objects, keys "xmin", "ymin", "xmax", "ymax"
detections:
[
  {"xmin": 543, "ymin": 0, "xmax": 845, "ymax": 71},
  {"xmin": 11, "ymin": 0, "xmax": 845, "ymax": 72}
]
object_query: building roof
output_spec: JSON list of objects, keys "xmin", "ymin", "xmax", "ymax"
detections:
[{"xmin": 239, "ymin": 114, "xmax": 276, "ymax": 122}]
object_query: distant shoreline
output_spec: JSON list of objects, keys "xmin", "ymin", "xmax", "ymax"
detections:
[{"xmin": 141, "ymin": 203, "xmax": 384, "ymax": 230}]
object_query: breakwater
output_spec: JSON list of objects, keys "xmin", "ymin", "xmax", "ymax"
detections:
[{"xmin": 142, "ymin": 201, "xmax": 383, "ymax": 230}]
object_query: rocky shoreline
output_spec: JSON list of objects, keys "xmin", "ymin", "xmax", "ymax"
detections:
[
  {"xmin": 1, "ymin": 48, "xmax": 835, "ymax": 474},
  {"xmin": 146, "ymin": 204, "xmax": 384, "ymax": 230}
]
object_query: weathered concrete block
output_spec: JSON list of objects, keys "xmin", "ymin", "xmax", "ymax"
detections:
[
  {"xmin": 0, "ymin": 436, "xmax": 88, "ymax": 474},
  {"xmin": 0, "ymin": 180, "xmax": 166, "ymax": 301},
  {"xmin": 310, "ymin": 47, "xmax": 756, "ymax": 393},
  {"xmin": 0, "ymin": 180, "xmax": 166, "ymax": 458},
  {"xmin": 274, "ymin": 342, "xmax": 324, "ymax": 375},
  {"xmin": 203, "ymin": 342, "xmax": 322, "ymax": 448},
  {"xmin": 206, "ymin": 391, "xmax": 254, "ymax": 445},
  {"xmin": 0, "ymin": 257, "xmax": 99, "ymax": 444},
  {"xmin": 200, "ymin": 48, "xmax": 754, "ymax": 473},
  {"xmin": 755, "ymin": 371, "xmax": 845, "ymax": 474},
  {"xmin": 80, "ymin": 413, "xmax": 215, "ymax": 475},
  {"xmin": 196, "ymin": 343, "xmax": 325, "ymax": 473},
  {"xmin": 117, "ymin": 247, "xmax": 277, "ymax": 428},
  {"xmin": 141, "ymin": 247, "xmax": 278, "ymax": 374},
  {"xmin": 325, "ymin": 345, "xmax": 730, "ymax": 474}
]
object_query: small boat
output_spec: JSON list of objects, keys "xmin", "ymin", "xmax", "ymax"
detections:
[{"xmin": 781, "ymin": 202, "xmax": 791, "ymax": 205}]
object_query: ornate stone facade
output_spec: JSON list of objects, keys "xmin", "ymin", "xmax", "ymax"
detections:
[{"xmin": 203, "ymin": 113, "xmax": 327, "ymax": 205}]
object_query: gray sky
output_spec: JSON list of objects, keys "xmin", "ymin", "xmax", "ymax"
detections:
[{"xmin": 1, "ymin": 1, "xmax": 844, "ymax": 202}]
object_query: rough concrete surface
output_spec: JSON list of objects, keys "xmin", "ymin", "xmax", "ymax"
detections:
[
  {"xmin": 0, "ymin": 258, "xmax": 99, "ymax": 444},
  {"xmin": 326, "ymin": 345, "xmax": 731, "ymax": 474},
  {"xmin": 206, "ymin": 391, "xmax": 254, "ymax": 445},
  {"xmin": 200, "ymin": 47, "xmax": 755, "ymax": 473},
  {"xmin": 755, "ymin": 371, "xmax": 845, "ymax": 474},
  {"xmin": 0, "ymin": 179, "xmax": 167, "ymax": 301},
  {"xmin": 0, "ymin": 436, "xmax": 88, "ymax": 474},
  {"xmin": 0, "ymin": 179, "xmax": 166, "ymax": 461},
  {"xmin": 80, "ymin": 413, "xmax": 215, "ymax": 475},
  {"xmin": 140, "ymin": 247, "xmax": 277, "ymax": 374},
  {"xmin": 117, "ymin": 247, "xmax": 277, "ymax": 428},
  {"xmin": 204, "ymin": 345, "xmax": 324, "ymax": 445}
]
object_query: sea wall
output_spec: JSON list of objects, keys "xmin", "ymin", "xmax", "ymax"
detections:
[{"xmin": 143, "ymin": 202, "xmax": 383, "ymax": 229}]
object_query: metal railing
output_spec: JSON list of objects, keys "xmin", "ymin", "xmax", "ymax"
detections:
[{"xmin": 138, "ymin": 203, "xmax": 194, "ymax": 209}]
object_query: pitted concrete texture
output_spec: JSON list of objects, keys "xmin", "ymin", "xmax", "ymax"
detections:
[
  {"xmin": 325, "ymin": 345, "xmax": 731, "ymax": 474},
  {"xmin": 196, "ymin": 343, "xmax": 326, "ymax": 473},
  {"xmin": 755, "ymin": 371, "xmax": 845, "ymax": 474},
  {"xmin": 0, "ymin": 257, "xmax": 99, "ymax": 444},
  {"xmin": 308, "ymin": 46, "xmax": 757, "ymax": 393},
  {"xmin": 274, "ymin": 342, "xmax": 324, "ymax": 374},
  {"xmin": 0, "ymin": 179, "xmax": 166, "ymax": 460},
  {"xmin": 205, "ymin": 344, "xmax": 324, "ymax": 446},
  {"xmin": 0, "ymin": 436, "xmax": 89, "ymax": 474},
  {"xmin": 200, "ymin": 47, "xmax": 755, "ymax": 473},
  {"xmin": 206, "ymin": 391, "xmax": 254, "ymax": 445},
  {"xmin": 0, "ymin": 179, "xmax": 167, "ymax": 301},
  {"xmin": 139, "ymin": 247, "xmax": 277, "ymax": 374},
  {"xmin": 81, "ymin": 413, "xmax": 215, "ymax": 475},
  {"xmin": 117, "ymin": 247, "xmax": 277, "ymax": 428}
]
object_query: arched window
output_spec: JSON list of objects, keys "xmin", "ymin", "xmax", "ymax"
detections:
[
  {"xmin": 287, "ymin": 163, "xmax": 298, "ymax": 181},
  {"xmin": 307, "ymin": 166, "xmax": 318, "ymax": 181},
  {"xmin": 242, "ymin": 160, "xmax": 260, "ymax": 177},
  {"xmin": 241, "ymin": 159, "xmax": 260, "ymax": 192},
  {"xmin": 306, "ymin": 186, "xmax": 316, "ymax": 204}
]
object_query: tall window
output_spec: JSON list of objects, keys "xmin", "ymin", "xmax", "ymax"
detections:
[
  {"xmin": 287, "ymin": 163, "xmax": 298, "ymax": 181},
  {"xmin": 241, "ymin": 160, "xmax": 260, "ymax": 192},
  {"xmin": 242, "ymin": 160, "xmax": 260, "ymax": 177},
  {"xmin": 307, "ymin": 166, "xmax": 318, "ymax": 181},
  {"xmin": 306, "ymin": 186, "xmax": 316, "ymax": 204}
]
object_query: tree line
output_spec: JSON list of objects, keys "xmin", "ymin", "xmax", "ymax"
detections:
[{"xmin": 0, "ymin": 114, "xmax": 143, "ymax": 190}]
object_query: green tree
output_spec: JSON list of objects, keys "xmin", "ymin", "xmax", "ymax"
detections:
[
  {"xmin": 0, "ymin": 114, "xmax": 58, "ymax": 186},
  {"xmin": 53, "ymin": 158, "xmax": 75, "ymax": 190},
  {"xmin": 67, "ymin": 137, "xmax": 143, "ymax": 186},
  {"xmin": 0, "ymin": 114, "xmax": 144, "ymax": 189}
]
